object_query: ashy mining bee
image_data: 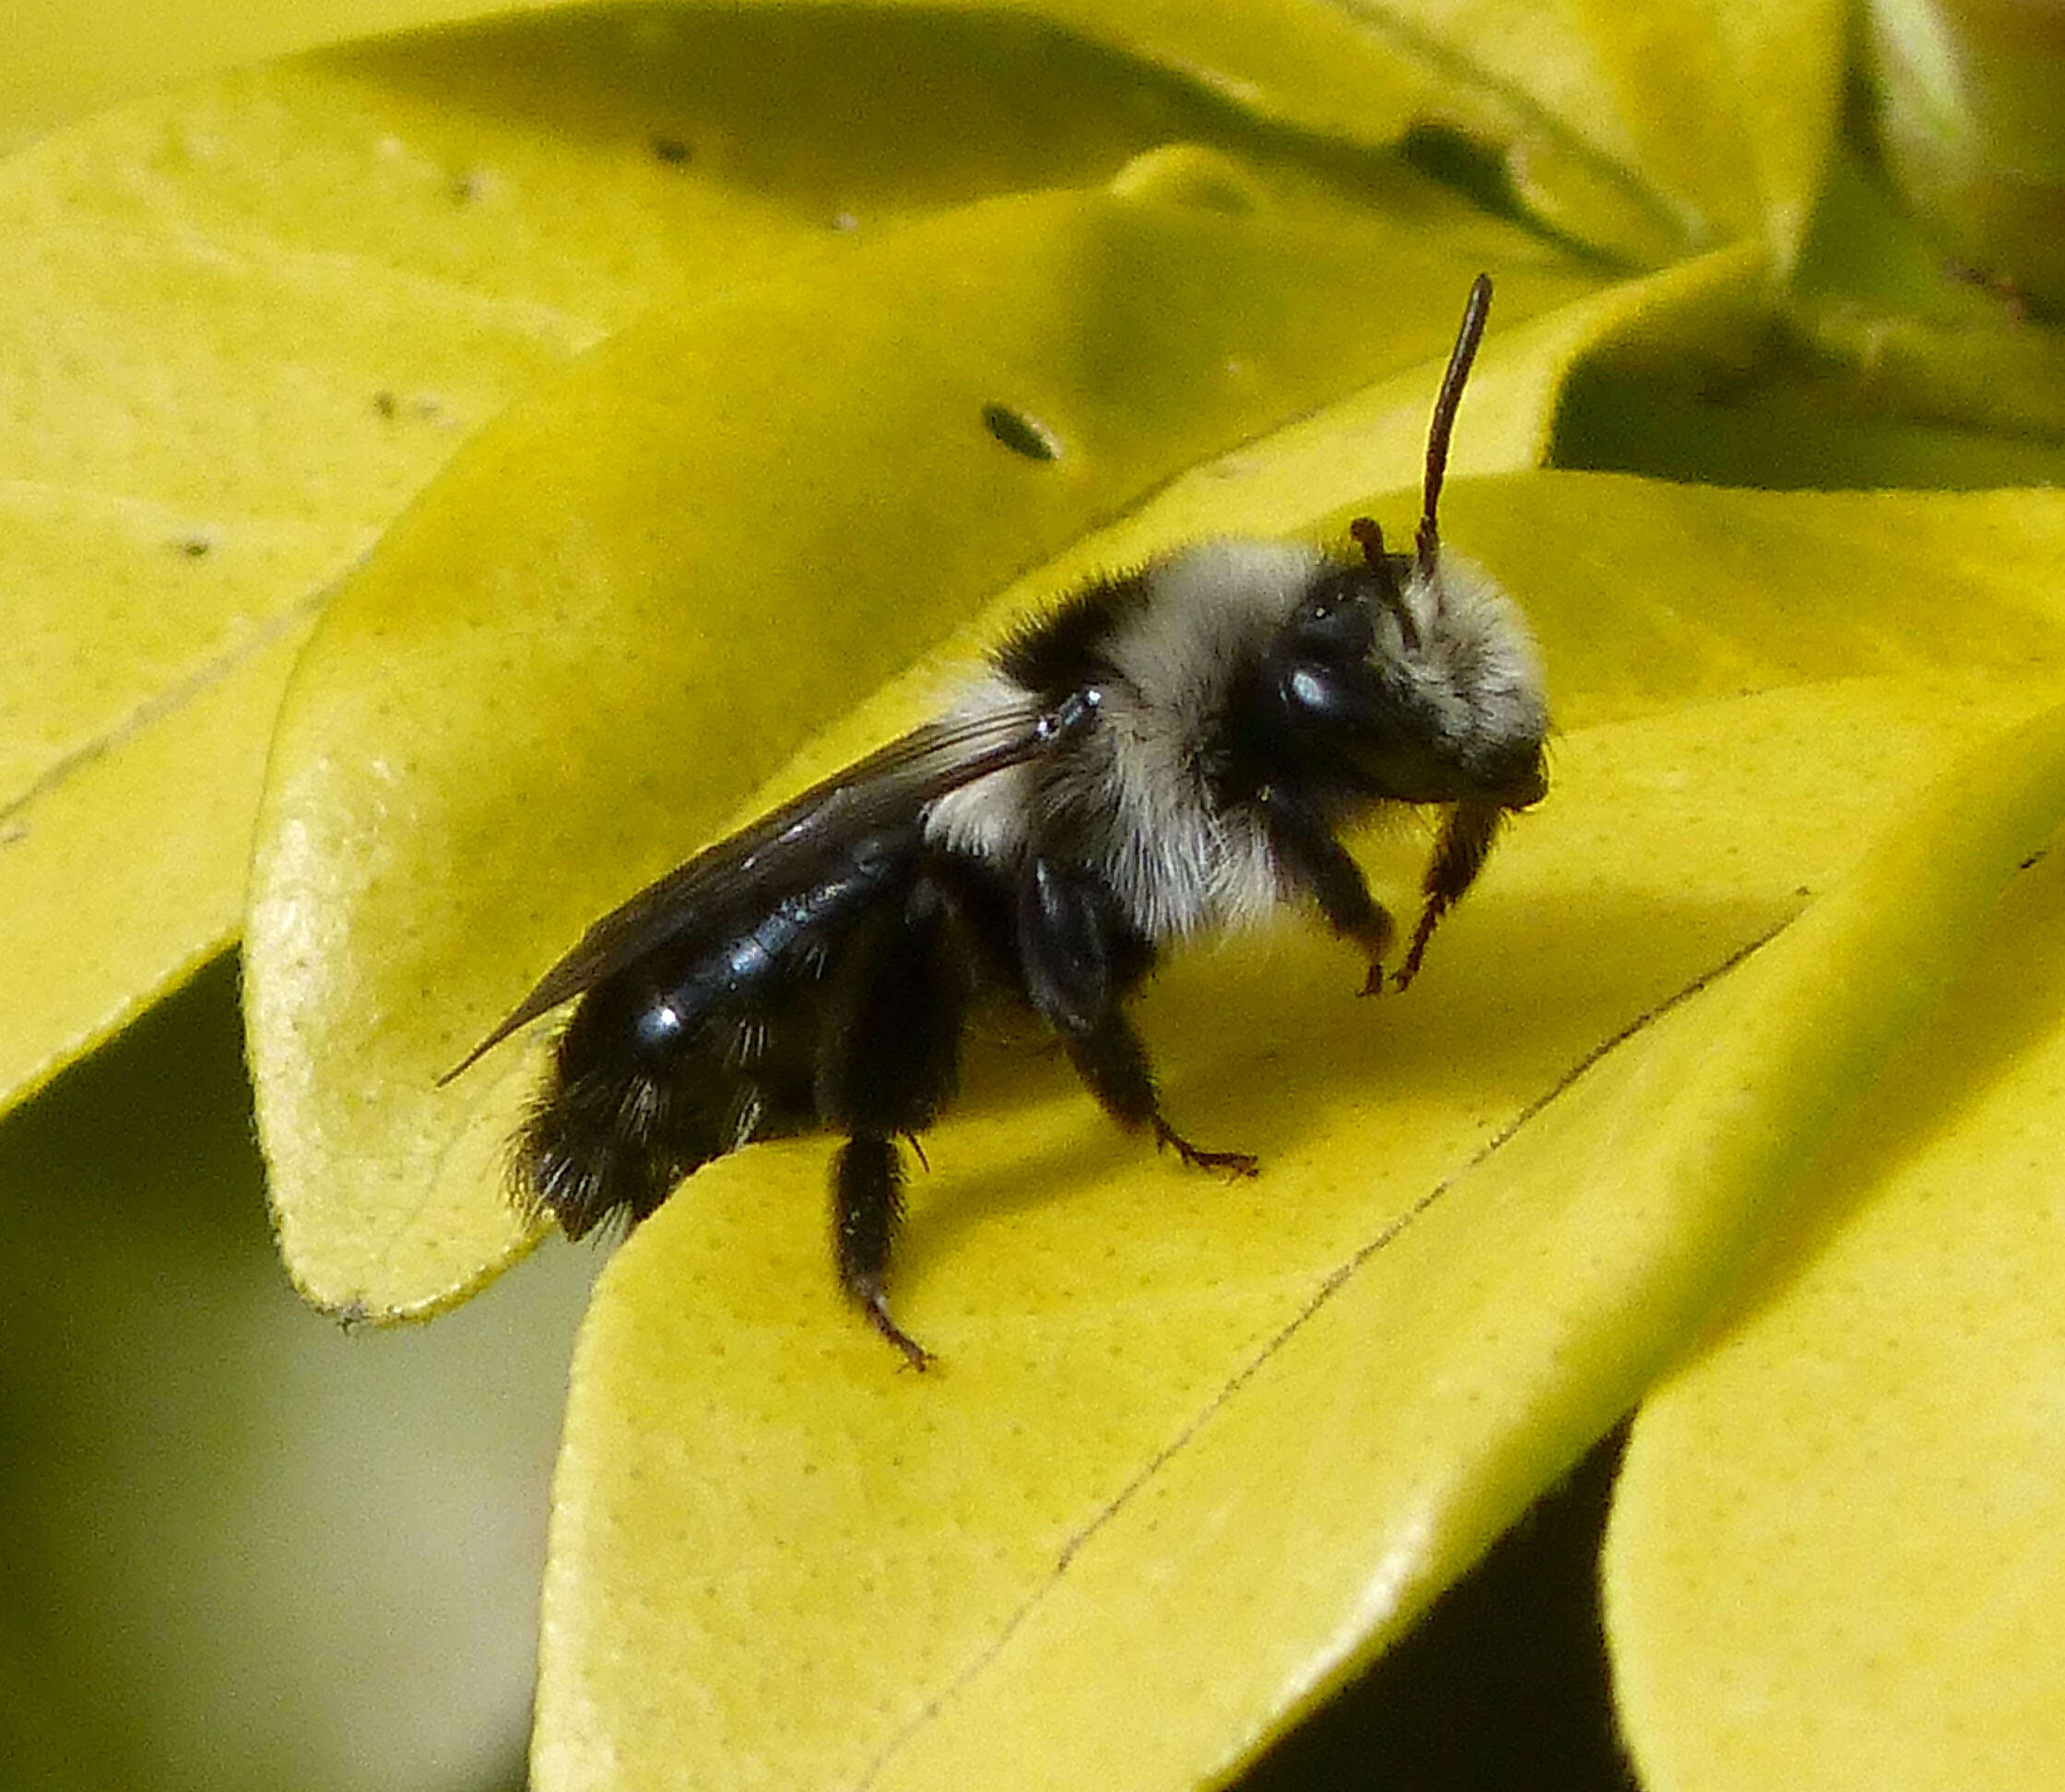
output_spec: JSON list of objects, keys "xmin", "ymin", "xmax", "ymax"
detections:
[{"xmin": 446, "ymin": 275, "xmax": 1547, "ymax": 1366}]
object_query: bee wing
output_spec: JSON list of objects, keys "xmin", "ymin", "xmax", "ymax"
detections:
[{"xmin": 440, "ymin": 690, "xmax": 1092, "ymax": 1081}]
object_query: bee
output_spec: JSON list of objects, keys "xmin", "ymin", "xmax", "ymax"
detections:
[{"xmin": 444, "ymin": 275, "xmax": 1547, "ymax": 1367}]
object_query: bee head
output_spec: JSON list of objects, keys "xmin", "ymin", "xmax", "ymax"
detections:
[{"xmin": 1267, "ymin": 276, "xmax": 1548, "ymax": 813}]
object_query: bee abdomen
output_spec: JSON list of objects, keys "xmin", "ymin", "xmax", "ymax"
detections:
[
  {"xmin": 514, "ymin": 853, "xmax": 906, "ymax": 1238},
  {"xmin": 516, "ymin": 1044, "xmax": 722, "ymax": 1239},
  {"xmin": 512, "ymin": 963, "xmax": 731, "ymax": 1237},
  {"xmin": 625, "ymin": 830, "xmax": 918, "ymax": 1046}
]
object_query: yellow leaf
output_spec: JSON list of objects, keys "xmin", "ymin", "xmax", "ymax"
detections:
[
  {"xmin": 1860, "ymin": 0, "xmax": 2065, "ymax": 310},
  {"xmin": 18, "ymin": 3, "xmax": 2047, "ymax": 1785},
  {"xmin": 1, "ymin": 0, "xmax": 494, "ymax": 144},
  {"xmin": 1606, "ymin": 713, "xmax": 2065, "ymax": 1789},
  {"xmin": 14, "ymin": 2, "xmax": 1538, "ymax": 1120},
  {"xmin": 530, "ymin": 466, "xmax": 2065, "ymax": 1787},
  {"xmin": 869, "ymin": 0, "xmax": 1850, "ymax": 265},
  {"xmin": 0, "ymin": 30, "xmax": 680, "ymax": 1111},
  {"xmin": 246, "ymin": 153, "xmax": 1619, "ymax": 1319}
]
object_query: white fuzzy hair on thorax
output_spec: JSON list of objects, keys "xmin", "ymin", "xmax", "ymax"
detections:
[
  {"xmin": 1101, "ymin": 540, "xmax": 1321, "ymax": 730},
  {"xmin": 926, "ymin": 541, "xmax": 1322, "ymax": 942},
  {"xmin": 1081, "ymin": 541, "xmax": 1318, "ymax": 936}
]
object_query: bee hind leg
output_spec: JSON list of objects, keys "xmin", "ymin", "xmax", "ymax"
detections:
[
  {"xmin": 832, "ymin": 1138, "xmax": 932, "ymax": 1371},
  {"xmin": 819, "ymin": 876, "xmax": 971, "ymax": 1369}
]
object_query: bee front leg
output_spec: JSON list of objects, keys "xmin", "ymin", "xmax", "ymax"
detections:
[{"xmin": 1394, "ymin": 800, "xmax": 1504, "ymax": 991}]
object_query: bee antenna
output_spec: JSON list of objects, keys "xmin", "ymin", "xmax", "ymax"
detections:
[
  {"xmin": 1348, "ymin": 514, "xmax": 1421, "ymax": 651},
  {"xmin": 1417, "ymin": 273, "xmax": 1493, "ymax": 583}
]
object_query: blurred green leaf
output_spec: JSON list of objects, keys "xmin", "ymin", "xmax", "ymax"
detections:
[
  {"xmin": 0, "ymin": 959, "xmax": 598, "ymax": 1792},
  {"xmin": 1859, "ymin": 0, "xmax": 2065, "ymax": 309}
]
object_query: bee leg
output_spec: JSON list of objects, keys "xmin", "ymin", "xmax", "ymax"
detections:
[
  {"xmin": 1394, "ymin": 800, "xmax": 1504, "ymax": 991},
  {"xmin": 1065, "ymin": 1009, "xmax": 1259, "ymax": 1177},
  {"xmin": 832, "ymin": 1138, "xmax": 931, "ymax": 1371},
  {"xmin": 1018, "ymin": 855, "xmax": 1258, "ymax": 1178},
  {"xmin": 819, "ymin": 878, "xmax": 969, "ymax": 1369},
  {"xmin": 1258, "ymin": 787, "xmax": 1395, "ymax": 995}
]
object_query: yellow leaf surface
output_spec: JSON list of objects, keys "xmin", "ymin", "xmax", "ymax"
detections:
[
  {"xmin": 1347, "ymin": 0, "xmax": 1847, "ymax": 261},
  {"xmin": 0, "ymin": 30, "xmax": 662, "ymax": 1110},
  {"xmin": 246, "ymin": 152, "xmax": 1622, "ymax": 1319},
  {"xmin": 731, "ymin": 0, "xmax": 1851, "ymax": 265},
  {"xmin": 1605, "ymin": 755, "xmax": 2065, "ymax": 1787},
  {"xmin": 528, "ymin": 477, "xmax": 2065, "ymax": 1789},
  {"xmin": 1, "ymin": 0, "xmax": 524, "ymax": 145},
  {"xmin": 8, "ymin": 1, "xmax": 1502, "ymax": 1119}
]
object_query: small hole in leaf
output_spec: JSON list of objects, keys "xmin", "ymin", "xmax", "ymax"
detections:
[{"xmin": 983, "ymin": 403, "xmax": 1062, "ymax": 462}]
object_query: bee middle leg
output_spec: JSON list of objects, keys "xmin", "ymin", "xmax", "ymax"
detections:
[
  {"xmin": 1062, "ymin": 1009, "xmax": 1259, "ymax": 1178},
  {"xmin": 1018, "ymin": 855, "xmax": 1258, "ymax": 1178},
  {"xmin": 819, "ymin": 878, "xmax": 971, "ymax": 1370}
]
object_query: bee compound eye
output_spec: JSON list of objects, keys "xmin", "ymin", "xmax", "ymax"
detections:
[{"xmin": 1284, "ymin": 664, "xmax": 1359, "ymax": 728}]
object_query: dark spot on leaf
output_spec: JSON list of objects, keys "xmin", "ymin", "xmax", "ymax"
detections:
[{"xmin": 983, "ymin": 403, "xmax": 1062, "ymax": 462}]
